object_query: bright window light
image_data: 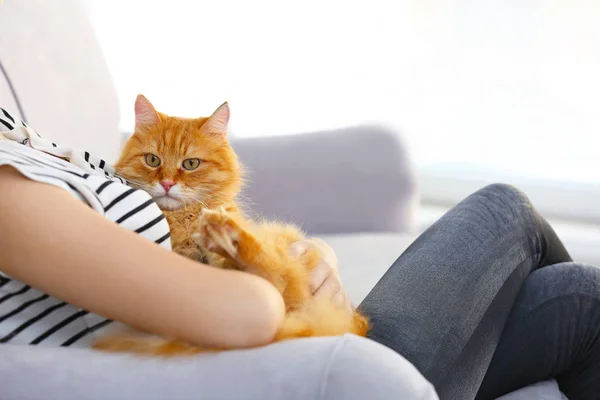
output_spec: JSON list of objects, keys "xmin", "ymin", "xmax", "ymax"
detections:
[{"xmin": 82, "ymin": 0, "xmax": 600, "ymax": 218}]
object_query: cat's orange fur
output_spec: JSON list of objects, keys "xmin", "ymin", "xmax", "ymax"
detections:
[{"xmin": 94, "ymin": 95, "xmax": 369, "ymax": 356}]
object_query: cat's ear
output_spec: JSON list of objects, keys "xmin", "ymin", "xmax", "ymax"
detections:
[
  {"xmin": 204, "ymin": 102, "xmax": 230, "ymax": 135},
  {"xmin": 134, "ymin": 94, "xmax": 160, "ymax": 126}
]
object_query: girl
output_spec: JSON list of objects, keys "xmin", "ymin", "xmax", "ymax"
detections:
[{"xmin": 0, "ymin": 108, "xmax": 598, "ymax": 399}]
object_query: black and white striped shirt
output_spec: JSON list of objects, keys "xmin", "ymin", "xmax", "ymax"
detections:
[{"xmin": 0, "ymin": 108, "xmax": 171, "ymax": 348}]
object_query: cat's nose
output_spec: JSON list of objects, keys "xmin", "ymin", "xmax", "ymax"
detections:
[{"xmin": 160, "ymin": 181, "xmax": 175, "ymax": 193}]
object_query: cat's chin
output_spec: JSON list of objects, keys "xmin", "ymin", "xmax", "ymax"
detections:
[{"xmin": 154, "ymin": 196, "xmax": 185, "ymax": 211}]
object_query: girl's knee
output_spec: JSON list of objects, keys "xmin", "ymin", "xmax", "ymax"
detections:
[
  {"xmin": 519, "ymin": 264, "xmax": 600, "ymax": 334},
  {"xmin": 470, "ymin": 183, "xmax": 544, "ymax": 235},
  {"xmin": 481, "ymin": 183, "xmax": 523, "ymax": 196},
  {"xmin": 478, "ymin": 183, "xmax": 533, "ymax": 213},
  {"xmin": 321, "ymin": 335, "xmax": 438, "ymax": 400},
  {"xmin": 527, "ymin": 263, "xmax": 600, "ymax": 303}
]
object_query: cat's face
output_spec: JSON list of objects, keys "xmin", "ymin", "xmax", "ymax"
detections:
[{"xmin": 115, "ymin": 95, "xmax": 242, "ymax": 211}]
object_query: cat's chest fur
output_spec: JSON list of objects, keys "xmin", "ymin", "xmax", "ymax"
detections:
[
  {"xmin": 161, "ymin": 202, "xmax": 238, "ymax": 263},
  {"xmin": 163, "ymin": 205, "xmax": 201, "ymax": 232},
  {"xmin": 162, "ymin": 203, "xmax": 206, "ymax": 259}
]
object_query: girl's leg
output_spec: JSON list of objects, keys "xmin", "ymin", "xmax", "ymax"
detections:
[
  {"xmin": 0, "ymin": 335, "xmax": 438, "ymax": 400},
  {"xmin": 477, "ymin": 262, "xmax": 600, "ymax": 400},
  {"xmin": 359, "ymin": 184, "xmax": 571, "ymax": 399}
]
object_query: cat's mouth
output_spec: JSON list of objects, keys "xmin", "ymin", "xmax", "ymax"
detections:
[
  {"xmin": 158, "ymin": 192, "xmax": 181, "ymax": 200},
  {"xmin": 154, "ymin": 194, "xmax": 185, "ymax": 210}
]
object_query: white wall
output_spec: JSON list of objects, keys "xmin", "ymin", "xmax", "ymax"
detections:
[{"xmin": 82, "ymin": 0, "xmax": 600, "ymax": 219}]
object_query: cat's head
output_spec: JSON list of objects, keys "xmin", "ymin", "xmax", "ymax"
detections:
[{"xmin": 115, "ymin": 95, "xmax": 243, "ymax": 211}]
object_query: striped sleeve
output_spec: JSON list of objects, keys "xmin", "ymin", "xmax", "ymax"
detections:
[
  {"xmin": 0, "ymin": 108, "xmax": 172, "ymax": 348},
  {"xmin": 0, "ymin": 141, "xmax": 171, "ymax": 249},
  {"xmin": 0, "ymin": 142, "xmax": 91, "ymax": 205},
  {"xmin": 93, "ymin": 175, "xmax": 171, "ymax": 246}
]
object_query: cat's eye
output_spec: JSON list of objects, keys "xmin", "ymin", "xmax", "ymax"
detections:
[
  {"xmin": 145, "ymin": 154, "xmax": 161, "ymax": 167},
  {"xmin": 182, "ymin": 158, "xmax": 201, "ymax": 170}
]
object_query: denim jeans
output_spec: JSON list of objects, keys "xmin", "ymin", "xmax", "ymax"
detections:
[{"xmin": 360, "ymin": 183, "xmax": 600, "ymax": 400}]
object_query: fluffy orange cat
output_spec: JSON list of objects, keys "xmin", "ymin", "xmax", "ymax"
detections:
[{"xmin": 93, "ymin": 95, "xmax": 369, "ymax": 355}]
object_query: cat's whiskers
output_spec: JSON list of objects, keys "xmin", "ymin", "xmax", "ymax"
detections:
[
  {"xmin": 184, "ymin": 186, "xmax": 220, "ymax": 202},
  {"xmin": 186, "ymin": 197, "xmax": 209, "ymax": 209}
]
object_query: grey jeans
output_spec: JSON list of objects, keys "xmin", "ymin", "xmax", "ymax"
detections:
[
  {"xmin": 1, "ymin": 184, "xmax": 599, "ymax": 400},
  {"xmin": 361, "ymin": 183, "xmax": 600, "ymax": 399}
]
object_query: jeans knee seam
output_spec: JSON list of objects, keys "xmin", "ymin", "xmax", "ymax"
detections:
[{"xmin": 318, "ymin": 335, "xmax": 350, "ymax": 400}]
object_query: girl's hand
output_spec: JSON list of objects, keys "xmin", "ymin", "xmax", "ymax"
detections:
[{"xmin": 289, "ymin": 238, "xmax": 352, "ymax": 314}]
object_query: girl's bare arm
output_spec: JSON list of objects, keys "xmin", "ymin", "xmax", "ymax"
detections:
[{"xmin": 0, "ymin": 166, "xmax": 284, "ymax": 348}]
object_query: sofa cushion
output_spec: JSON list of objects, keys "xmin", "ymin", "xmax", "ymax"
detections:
[
  {"xmin": 496, "ymin": 380, "xmax": 567, "ymax": 400},
  {"xmin": 0, "ymin": 0, "xmax": 120, "ymax": 160},
  {"xmin": 320, "ymin": 232, "xmax": 414, "ymax": 305}
]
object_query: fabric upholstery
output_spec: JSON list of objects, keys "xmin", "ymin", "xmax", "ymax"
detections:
[{"xmin": 0, "ymin": 0, "xmax": 120, "ymax": 160}]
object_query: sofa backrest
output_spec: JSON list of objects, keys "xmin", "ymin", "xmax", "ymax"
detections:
[{"xmin": 0, "ymin": 0, "xmax": 121, "ymax": 160}]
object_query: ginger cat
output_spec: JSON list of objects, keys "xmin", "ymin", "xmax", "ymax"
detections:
[{"xmin": 93, "ymin": 95, "xmax": 369, "ymax": 355}]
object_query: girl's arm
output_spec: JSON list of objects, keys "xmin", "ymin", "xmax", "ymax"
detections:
[{"xmin": 0, "ymin": 166, "xmax": 285, "ymax": 348}]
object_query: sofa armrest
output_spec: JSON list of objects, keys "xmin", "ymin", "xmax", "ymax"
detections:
[{"xmin": 231, "ymin": 125, "xmax": 419, "ymax": 234}]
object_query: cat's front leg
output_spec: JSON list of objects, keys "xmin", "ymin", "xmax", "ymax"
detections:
[
  {"xmin": 192, "ymin": 207, "xmax": 244, "ymax": 259},
  {"xmin": 191, "ymin": 207, "xmax": 260, "ymax": 267},
  {"xmin": 191, "ymin": 208, "xmax": 288, "ymax": 293}
]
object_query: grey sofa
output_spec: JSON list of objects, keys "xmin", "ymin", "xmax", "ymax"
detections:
[{"xmin": 0, "ymin": 1, "xmax": 566, "ymax": 399}]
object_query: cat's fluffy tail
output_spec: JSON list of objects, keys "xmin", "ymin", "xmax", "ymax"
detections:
[
  {"xmin": 275, "ymin": 298, "xmax": 370, "ymax": 341},
  {"xmin": 93, "ymin": 328, "xmax": 214, "ymax": 356}
]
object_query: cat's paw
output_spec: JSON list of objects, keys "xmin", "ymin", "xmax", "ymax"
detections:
[{"xmin": 192, "ymin": 207, "xmax": 240, "ymax": 259}]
